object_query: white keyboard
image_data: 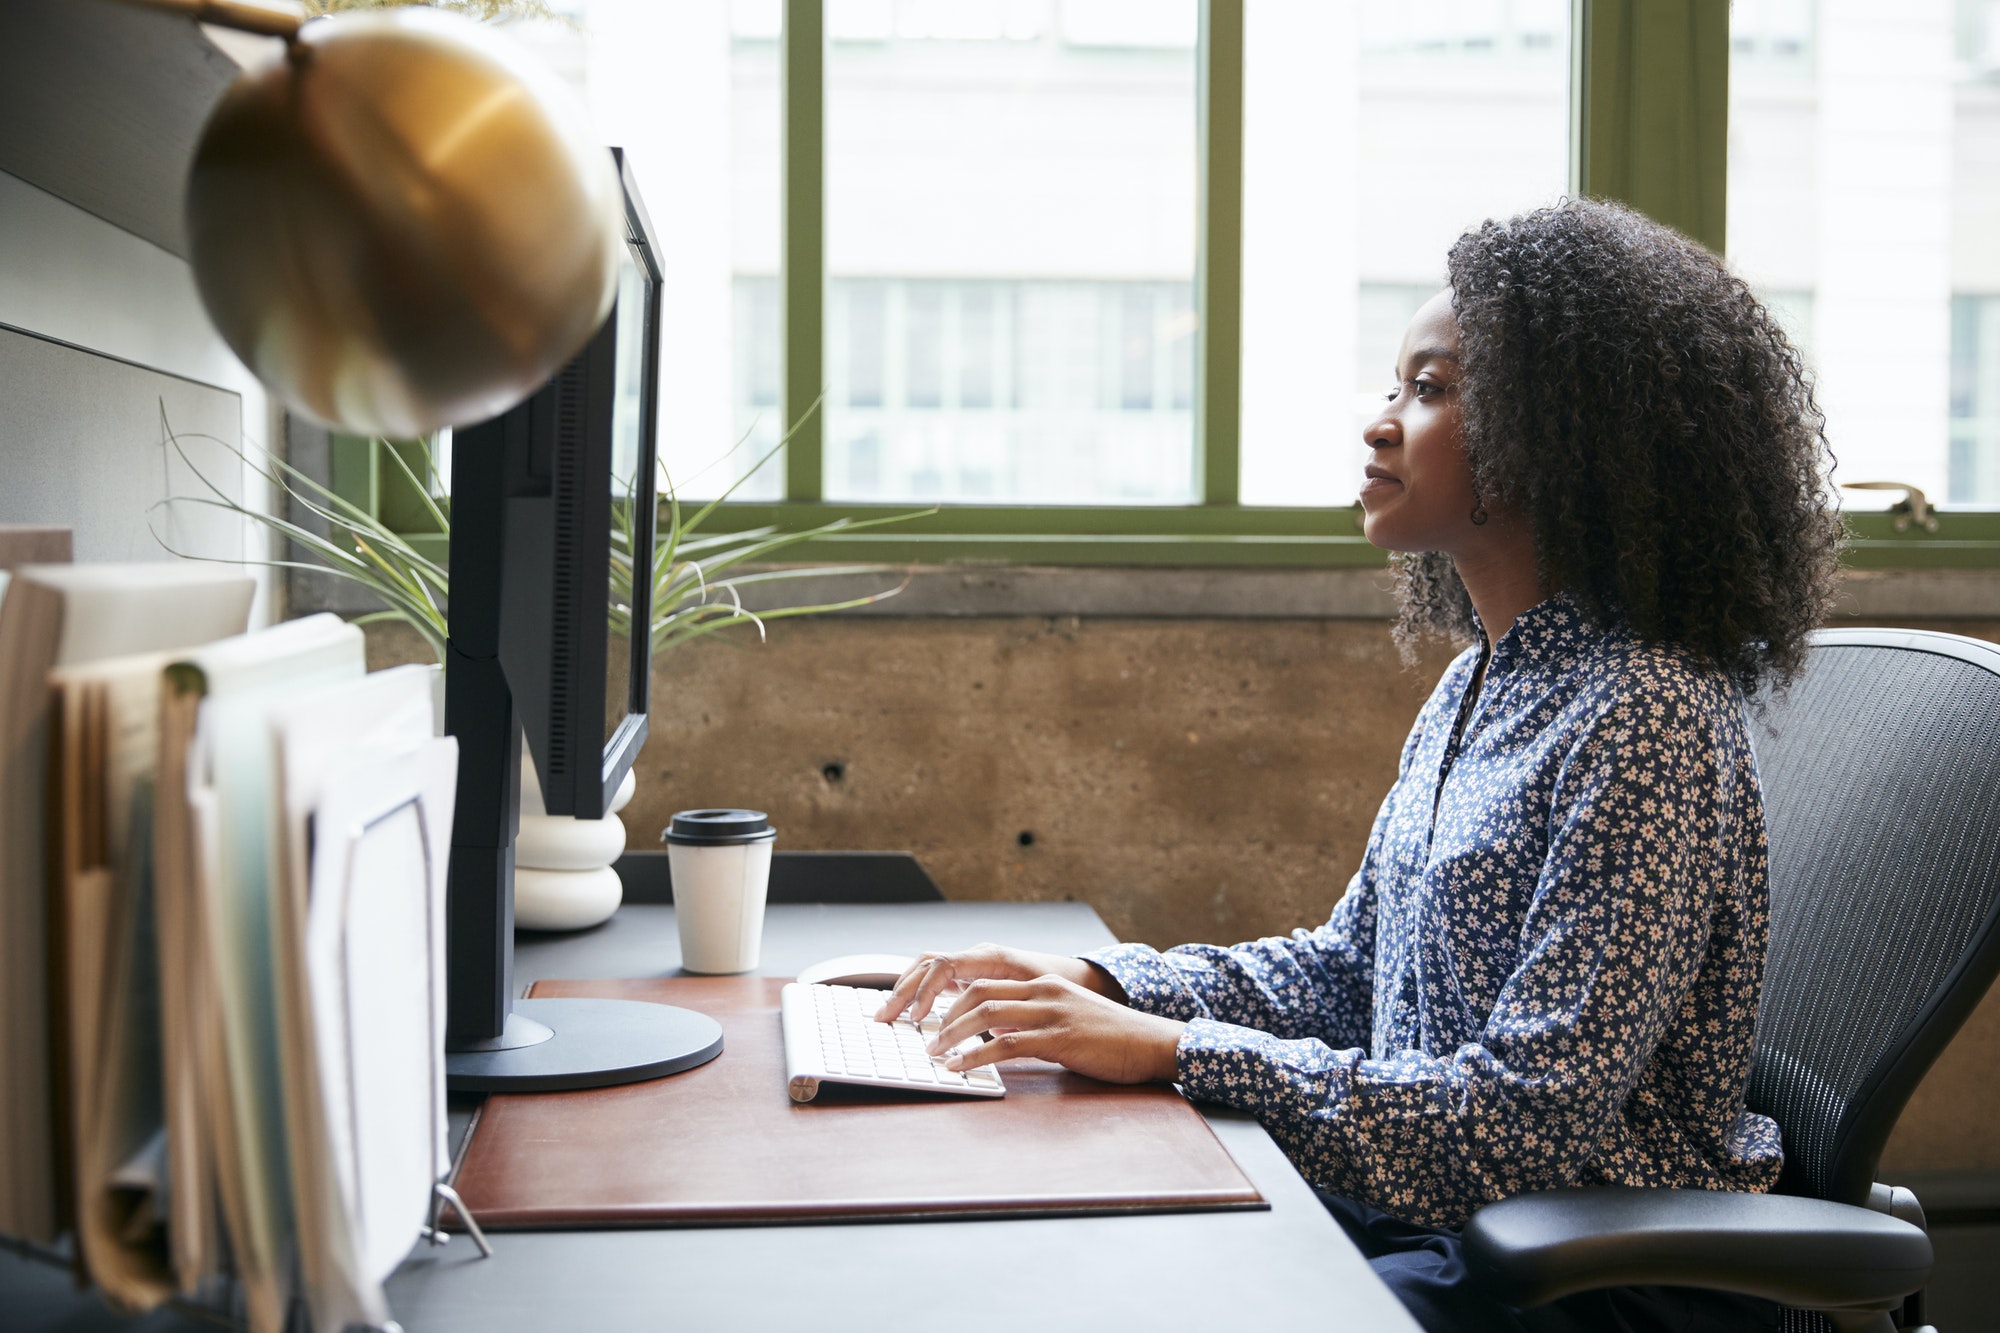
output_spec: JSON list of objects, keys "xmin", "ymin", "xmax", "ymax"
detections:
[{"xmin": 780, "ymin": 982, "xmax": 1005, "ymax": 1103}]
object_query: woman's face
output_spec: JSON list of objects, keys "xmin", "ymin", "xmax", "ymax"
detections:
[{"xmin": 1359, "ymin": 289, "xmax": 1481, "ymax": 555}]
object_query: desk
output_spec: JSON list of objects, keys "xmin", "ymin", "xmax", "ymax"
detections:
[{"xmin": 1, "ymin": 902, "xmax": 1420, "ymax": 1333}]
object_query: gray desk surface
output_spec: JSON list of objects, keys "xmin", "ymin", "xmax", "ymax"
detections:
[{"xmin": 3, "ymin": 902, "xmax": 1418, "ymax": 1333}]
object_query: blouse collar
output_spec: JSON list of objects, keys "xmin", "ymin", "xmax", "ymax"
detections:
[{"xmin": 1468, "ymin": 589, "xmax": 1597, "ymax": 674}]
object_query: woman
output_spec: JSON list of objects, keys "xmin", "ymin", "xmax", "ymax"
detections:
[{"xmin": 876, "ymin": 200, "xmax": 1843, "ymax": 1332}]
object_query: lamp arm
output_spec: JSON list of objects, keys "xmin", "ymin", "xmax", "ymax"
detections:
[{"xmin": 107, "ymin": 0, "xmax": 305, "ymax": 40}]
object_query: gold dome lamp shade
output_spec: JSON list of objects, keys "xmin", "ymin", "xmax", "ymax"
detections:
[{"xmin": 143, "ymin": 0, "xmax": 623, "ymax": 437}]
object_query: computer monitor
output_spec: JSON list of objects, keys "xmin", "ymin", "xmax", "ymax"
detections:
[
  {"xmin": 441, "ymin": 149, "xmax": 724, "ymax": 1091},
  {"xmin": 484, "ymin": 201, "xmax": 654, "ymax": 824}
]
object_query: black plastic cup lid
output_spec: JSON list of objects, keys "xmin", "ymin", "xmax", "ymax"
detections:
[{"xmin": 664, "ymin": 809, "xmax": 776, "ymax": 845}]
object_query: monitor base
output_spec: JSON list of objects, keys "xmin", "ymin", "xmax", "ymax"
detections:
[
  {"xmin": 451, "ymin": 1009, "xmax": 556, "ymax": 1053},
  {"xmin": 444, "ymin": 997, "xmax": 724, "ymax": 1093}
]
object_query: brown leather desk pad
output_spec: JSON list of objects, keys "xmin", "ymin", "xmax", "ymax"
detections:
[{"xmin": 450, "ymin": 976, "xmax": 1267, "ymax": 1228}]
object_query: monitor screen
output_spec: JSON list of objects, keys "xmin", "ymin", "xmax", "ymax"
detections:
[{"xmin": 606, "ymin": 249, "xmax": 649, "ymax": 751}]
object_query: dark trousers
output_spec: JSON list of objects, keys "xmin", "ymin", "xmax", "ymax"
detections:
[{"xmin": 1320, "ymin": 1193, "xmax": 1785, "ymax": 1333}]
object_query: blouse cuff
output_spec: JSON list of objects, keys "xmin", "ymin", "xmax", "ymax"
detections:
[
  {"xmin": 1080, "ymin": 942, "xmax": 1207, "ymax": 1022},
  {"xmin": 1176, "ymin": 1017, "xmax": 1275, "ymax": 1106},
  {"xmin": 1174, "ymin": 1017, "xmax": 1355, "ymax": 1114}
]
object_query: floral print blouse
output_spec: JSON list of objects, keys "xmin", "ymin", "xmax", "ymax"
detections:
[{"xmin": 1087, "ymin": 592, "xmax": 1784, "ymax": 1228}]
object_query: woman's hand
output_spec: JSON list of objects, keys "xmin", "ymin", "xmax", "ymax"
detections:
[
  {"xmin": 927, "ymin": 975, "xmax": 1186, "ymax": 1085},
  {"xmin": 870, "ymin": 944, "xmax": 1178, "ymax": 1084},
  {"xmin": 873, "ymin": 943, "xmax": 1120, "ymax": 1024}
]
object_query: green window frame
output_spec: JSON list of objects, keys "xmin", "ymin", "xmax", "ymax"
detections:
[
  {"xmin": 349, "ymin": 0, "xmax": 1998, "ymax": 570},
  {"xmin": 330, "ymin": 432, "xmax": 449, "ymax": 566}
]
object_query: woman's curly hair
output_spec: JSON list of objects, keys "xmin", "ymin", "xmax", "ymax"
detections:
[{"xmin": 1393, "ymin": 198, "xmax": 1844, "ymax": 695}]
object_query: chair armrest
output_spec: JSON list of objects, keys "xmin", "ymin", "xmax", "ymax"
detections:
[{"xmin": 1462, "ymin": 1187, "xmax": 1931, "ymax": 1310}]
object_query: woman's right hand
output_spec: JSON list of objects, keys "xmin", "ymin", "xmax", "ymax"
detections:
[{"xmin": 872, "ymin": 943, "xmax": 1123, "ymax": 1023}]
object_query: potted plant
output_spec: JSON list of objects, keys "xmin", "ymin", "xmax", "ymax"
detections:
[{"xmin": 155, "ymin": 409, "xmax": 925, "ymax": 928}]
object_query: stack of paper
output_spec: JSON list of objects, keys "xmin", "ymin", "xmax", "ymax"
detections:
[
  {"xmin": 156, "ymin": 613, "xmax": 369, "ymax": 1329},
  {"xmin": 50, "ymin": 648, "xmax": 206, "ymax": 1310},
  {"xmin": 0, "ymin": 563, "xmax": 253, "ymax": 1248},
  {"xmin": 158, "ymin": 621, "xmax": 457, "ymax": 1332},
  {"xmin": 7, "ymin": 590, "xmax": 461, "ymax": 1333}
]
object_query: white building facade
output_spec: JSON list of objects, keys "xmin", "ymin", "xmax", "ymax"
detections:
[{"xmin": 518, "ymin": 0, "xmax": 2000, "ymax": 511}]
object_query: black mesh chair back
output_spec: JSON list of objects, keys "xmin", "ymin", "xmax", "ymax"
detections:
[{"xmin": 1746, "ymin": 628, "xmax": 2000, "ymax": 1207}]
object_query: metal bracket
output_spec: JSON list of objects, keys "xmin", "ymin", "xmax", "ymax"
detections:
[
  {"xmin": 1842, "ymin": 481, "xmax": 1941, "ymax": 533},
  {"xmin": 424, "ymin": 1180, "xmax": 493, "ymax": 1260}
]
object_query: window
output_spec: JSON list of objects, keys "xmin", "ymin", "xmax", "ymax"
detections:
[
  {"xmin": 1728, "ymin": 0, "xmax": 2000, "ymax": 508},
  {"xmin": 820, "ymin": 2, "xmax": 1201, "ymax": 504},
  {"xmin": 420, "ymin": 0, "xmax": 1993, "ymax": 568},
  {"xmin": 512, "ymin": 0, "xmax": 786, "ymax": 500},
  {"xmin": 1240, "ymin": 2, "xmax": 1572, "ymax": 506}
]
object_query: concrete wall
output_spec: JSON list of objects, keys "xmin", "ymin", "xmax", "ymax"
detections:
[
  {"xmin": 362, "ymin": 594, "xmax": 2000, "ymax": 1175},
  {"xmin": 634, "ymin": 616, "xmax": 1458, "ymax": 951}
]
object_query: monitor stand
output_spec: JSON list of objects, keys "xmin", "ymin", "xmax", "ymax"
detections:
[
  {"xmin": 445, "ymin": 998, "xmax": 723, "ymax": 1093},
  {"xmin": 441, "ymin": 648, "xmax": 724, "ymax": 1093}
]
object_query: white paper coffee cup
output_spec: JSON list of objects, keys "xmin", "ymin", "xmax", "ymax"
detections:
[{"xmin": 664, "ymin": 809, "xmax": 777, "ymax": 974}]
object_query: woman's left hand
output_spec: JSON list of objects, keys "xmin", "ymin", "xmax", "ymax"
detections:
[{"xmin": 927, "ymin": 975, "xmax": 1187, "ymax": 1085}]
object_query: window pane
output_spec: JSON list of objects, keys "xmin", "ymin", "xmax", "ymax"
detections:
[
  {"xmin": 510, "ymin": 2, "xmax": 783, "ymax": 500},
  {"xmin": 1728, "ymin": 0, "xmax": 1987, "ymax": 506},
  {"xmin": 841, "ymin": 280, "xmax": 887, "ymax": 408},
  {"xmin": 823, "ymin": 0, "xmax": 1199, "ymax": 504},
  {"xmin": 905, "ymin": 282, "xmax": 945, "ymax": 408},
  {"xmin": 960, "ymin": 284, "xmax": 997, "ymax": 408},
  {"xmin": 740, "ymin": 276, "xmax": 781, "ymax": 408},
  {"xmin": 1957, "ymin": 0, "xmax": 2000, "ymax": 502},
  {"xmin": 1239, "ymin": 1, "xmax": 1572, "ymax": 507}
]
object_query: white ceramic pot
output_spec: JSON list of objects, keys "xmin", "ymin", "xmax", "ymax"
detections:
[
  {"xmin": 512, "ymin": 753, "xmax": 635, "ymax": 932},
  {"xmin": 513, "ymin": 864, "xmax": 624, "ymax": 933}
]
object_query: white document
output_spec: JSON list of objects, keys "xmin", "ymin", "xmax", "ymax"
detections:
[
  {"xmin": 41, "ymin": 564, "xmax": 257, "ymax": 667},
  {"xmin": 302, "ymin": 738, "xmax": 458, "ymax": 1330},
  {"xmin": 267, "ymin": 666, "xmax": 452, "ymax": 1333}
]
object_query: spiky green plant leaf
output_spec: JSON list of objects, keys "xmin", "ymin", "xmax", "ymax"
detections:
[{"xmin": 153, "ymin": 406, "xmax": 926, "ymax": 669}]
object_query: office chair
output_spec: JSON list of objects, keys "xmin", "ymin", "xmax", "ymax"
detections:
[{"xmin": 1463, "ymin": 628, "xmax": 2000, "ymax": 1333}]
